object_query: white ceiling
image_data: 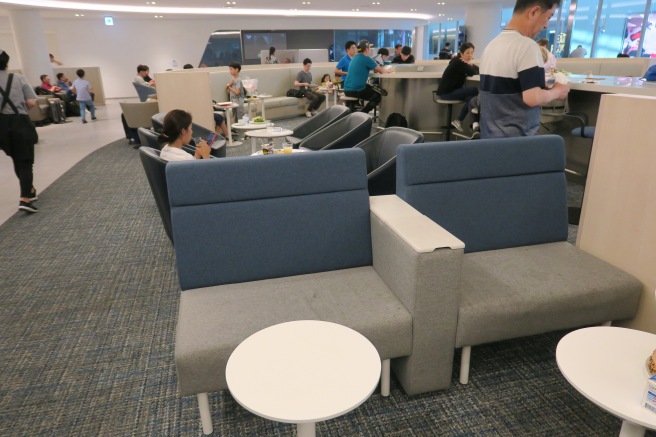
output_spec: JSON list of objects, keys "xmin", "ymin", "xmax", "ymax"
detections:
[{"xmin": 0, "ymin": 0, "xmax": 514, "ymax": 23}]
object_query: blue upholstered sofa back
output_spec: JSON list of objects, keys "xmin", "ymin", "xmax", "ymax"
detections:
[
  {"xmin": 166, "ymin": 149, "xmax": 372, "ymax": 290},
  {"xmin": 397, "ymin": 135, "xmax": 568, "ymax": 253}
]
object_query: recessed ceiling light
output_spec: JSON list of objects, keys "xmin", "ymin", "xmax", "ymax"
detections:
[
  {"xmin": 302, "ymin": 1, "xmax": 311, "ymax": 4},
  {"xmin": 352, "ymin": 8, "xmax": 359, "ymax": 10},
  {"xmin": 74, "ymin": 13, "xmax": 84, "ymax": 16},
  {"xmin": 410, "ymin": 8, "xmax": 416, "ymax": 11},
  {"xmin": 371, "ymin": 1, "xmax": 380, "ymax": 4}
]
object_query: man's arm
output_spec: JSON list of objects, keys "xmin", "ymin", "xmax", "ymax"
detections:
[
  {"xmin": 26, "ymin": 99, "xmax": 36, "ymax": 109},
  {"xmin": 522, "ymin": 82, "xmax": 569, "ymax": 107},
  {"xmin": 373, "ymin": 66, "xmax": 390, "ymax": 74}
]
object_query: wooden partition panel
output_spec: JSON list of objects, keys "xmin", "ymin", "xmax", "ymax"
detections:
[
  {"xmin": 577, "ymin": 93, "xmax": 656, "ymax": 334},
  {"xmin": 155, "ymin": 70, "xmax": 214, "ymax": 131}
]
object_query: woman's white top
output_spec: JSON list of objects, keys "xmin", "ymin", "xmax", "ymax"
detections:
[{"xmin": 160, "ymin": 145, "xmax": 194, "ymax": 161}]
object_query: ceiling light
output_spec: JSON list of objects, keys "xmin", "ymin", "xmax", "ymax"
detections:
[
  {"xmin": 352, "ymin": 8, "xmax": 359, "ymax": 10},
  {"xmin": 410, "ymin": 8, "xmax": 416, "ymax": 11},
  {"xmin": 0, "ymin": 0, "xmax": 433, "ymax": 20},
  {"xmin": 74, "ymin": 13, "xmax": 84, "ymax": 16},
  {"xmin": 302, "ymin": 1, "xmax": 311, "ymax": 4},
  {"xmin": 372, "ymin": 1, "xmax": 380, "ymax": 4}
]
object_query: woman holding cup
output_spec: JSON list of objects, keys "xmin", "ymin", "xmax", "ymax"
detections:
[{"xmin": 158, "ymin": 109, "xmax": 211, "ymax": 161}]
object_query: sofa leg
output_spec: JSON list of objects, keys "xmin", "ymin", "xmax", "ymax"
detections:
[
  {"xmin": 601, "ymin": 321, "xmax": 612, "ymax": 326},
  {"xmin": 197, "ymin": 393, "xmax": 213, "ymax": 435},
  {"xmin": 381, "ymin": 359, "xmax": 390, "ymax": 396},
  {"xmin": 459, "ymin": 346, "xmax": 471, "ymax": 384}
]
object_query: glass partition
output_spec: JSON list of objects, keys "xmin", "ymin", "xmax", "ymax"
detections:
[
  {"xmin": 200, "ymin": 31, "xmax": 243, "ymax": 67},
  {"xmin": 333, "ymin": 29, "xmax": 412, "ymax": 60}
]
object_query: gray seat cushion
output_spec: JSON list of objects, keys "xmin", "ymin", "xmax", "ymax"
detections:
[
  {"xmin": 176, "ymin": 266, "xmax": 413, "ymax": 396},
  {"xmin": 455, "ymin": 242, "xmax": 642, "ymax": 348}
]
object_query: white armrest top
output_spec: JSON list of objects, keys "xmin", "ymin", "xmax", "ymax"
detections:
[{"xmin": 370, "ymin": 195, "xmax": 465, "ymax": 252}]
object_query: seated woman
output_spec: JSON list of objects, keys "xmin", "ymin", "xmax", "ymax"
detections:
[
  {"xmin": 159, "ymin": 109, "xmax": 211, "ymax": 161},
  {"xmin": 436, "ymin": 42, "xmax": 479, "ymax": 134},
  {"xmin": 213, "ymin": 112, "xmax": 229, "ymax": 138}
]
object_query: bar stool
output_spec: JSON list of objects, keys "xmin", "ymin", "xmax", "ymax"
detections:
[
  {"xmin": 432, "ymin": 92, "xmax": 464, "ymax": 141},
  {"xmin": 339, "ymin": 93, "xmax": 359, "ymax": 112}
]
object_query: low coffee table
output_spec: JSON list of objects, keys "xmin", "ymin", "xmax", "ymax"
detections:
[
  {"xmin": 245, "ymin": 128, "xmax": 294, "ymax": 154},
  {"xmin": 226, "ymin": 320, "xmax": 381, "ymax": 437},
  {"xmin": 557, "ymin": 326, "xmax": 656, "ymax": 437}
]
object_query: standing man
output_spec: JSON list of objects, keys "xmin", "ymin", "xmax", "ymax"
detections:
[
  {"xmin": 479, "ymin": 0, "xmax": 570, "ymax": 138},
  {"xmin": 344, "ymin": 40, "xmax": 391, "ymax": 114},
  {"xmin": 335, "ymin": 40, "xmax": 356, "ymax": 84},
  {"xmin": 439, "ymin": 42, "xmax": 453, "ymax": 59},
  {"xmin": 569, "ymin": 45, "xmax": 587, "ymax": 58}
]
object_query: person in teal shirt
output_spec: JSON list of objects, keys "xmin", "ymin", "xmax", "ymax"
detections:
[{"xmin": 343, "ymin": 40, "xmax": 390, "ymax": 114}]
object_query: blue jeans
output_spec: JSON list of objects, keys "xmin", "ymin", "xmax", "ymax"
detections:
[
  {"xmin": 439, "ymin": 87, "xmax": 478, "ymax": 121},
  {"xmin": 79, "ymin": 100, "xmax": 95, "ymax": 120}
]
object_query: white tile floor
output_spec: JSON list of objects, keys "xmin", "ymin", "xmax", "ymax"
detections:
[{"xmin": 0, "ymin": 99, "xmax": 130, "ymax": 226}]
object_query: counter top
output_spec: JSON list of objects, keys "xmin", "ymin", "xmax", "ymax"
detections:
[
  {"xmin": 566, "ymin": 74, "xmax": 656, "ymax": 96},
  {"xmin": 373, "ymin": 72, "xmax": 445, "ymax": 79}
]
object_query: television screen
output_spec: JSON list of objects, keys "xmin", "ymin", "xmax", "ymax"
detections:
[{"xmin": 243, "ymin": 32, "xmax": 287, "ymax": 59}]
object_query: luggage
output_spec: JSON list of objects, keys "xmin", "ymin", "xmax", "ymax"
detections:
[
  {"xmin": 66, "ymin": 100, "xmax": 81, "ymax": 117},
  {"xmin": 48, "ymin": 98, "xmax": 67, "ymax": 124}
]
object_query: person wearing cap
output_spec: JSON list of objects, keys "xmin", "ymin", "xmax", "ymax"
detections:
[
  {"xmin": 391, "ymin": 46, "xmax": 415, "ymax": 64},
  {"xmin": 343, "ymin": 40, "xmax": 390, "ymax": 115},
  {"xmin": 0, "ymin": 49, "xmax": 40, "ymax": 214}
]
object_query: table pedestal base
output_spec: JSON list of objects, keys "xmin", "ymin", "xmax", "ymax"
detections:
[
  {"xmin": 619, "ymin": 420, "xmax": 645, "ymax": 437},
  {"xmin": 297, "ymin": 422, "xmax": 316, "ymax": 437}
]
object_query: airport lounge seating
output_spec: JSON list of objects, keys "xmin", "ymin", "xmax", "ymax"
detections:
[
  {"xmin": 297, "ymin": 112, "xmax": 372, "ymax": 151},
  {"xmin": 166, "ymin": 149, "xmax": 464, "ymax": 434},
  {"xmin": 396, "ymin": 135, "xmax": 643, "ymax": 384}
]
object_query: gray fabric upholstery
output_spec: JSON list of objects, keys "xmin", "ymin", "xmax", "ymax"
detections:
[
  {"xmin": 176, "ymin": 266, "xmax": 413, "ymax": 395},
  {"xmin": 456, "ymin": 242, "xmax": 642, "ymax": 347},
  {"xmin": 151, "ymin": 112, "xmax": 165, "ymax": 132},
  {"xmin": 370, "ymin": 213, "xmax": 463, "ymax": 395},
  {"xmin": 298, "ymin": 112, "xmax": 373, "ymax": 151},
  {"xmin": 356, "ymin": 127, "xmax": 424, "ymax": 196},
  {"xmin": 396, "ymin": 135, "xmax": 642, "ymax": 375},
  {"xmin": 169, "ymin": 148, "xmax": 465, "ymax": 401}
]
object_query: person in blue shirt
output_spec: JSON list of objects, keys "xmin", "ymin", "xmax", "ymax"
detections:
[
  {"xmin": 344, "ymin": 40, "xmax": 391, "ymax": 114},
  {"xmin": 71, "ymin": 69, "xmax": 96, "ymax": 123},
  {"xmin": 334, "ymin": 40, "xmax": 356, "ymax": 84}
]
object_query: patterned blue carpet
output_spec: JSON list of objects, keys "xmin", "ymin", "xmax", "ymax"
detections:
[{"xmin": 0, "ymin": 135, "xmax": 651, "ymax": 436}]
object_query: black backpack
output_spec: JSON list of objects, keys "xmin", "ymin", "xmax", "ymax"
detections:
[{"xmin": 385, "ymin": 113, "xmax": 408, "ymax": 128}]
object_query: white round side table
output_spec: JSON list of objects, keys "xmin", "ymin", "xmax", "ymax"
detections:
[
  {"xmin": 557, "ymin": 326, "xmax": 656, "ymax": 437},
  {"xmin": 226, "ymin": 320, "xmax": 381, "ymax": 437}
]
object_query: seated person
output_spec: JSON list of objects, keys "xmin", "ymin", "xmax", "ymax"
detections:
[
  {"xmin": 436, "ymin": 42, "xmax": 480, "ymax": 134},
  {"xmin": 56, "ymin": 72, "xmax": 76, "ymax": 99},
  {"xmin": 39, "ymin": 74, "xmax": 62, "ymax": 93},
  {"xmin": 344, "ymin": 40, "xmax": 391, "ymax": 114},
  {"xmin": 373, "ymin": 48, "xmax": 390, "ymax": 67},
  {"xmin": 537, "ymin": 38, "xmax": 556, "ymax": 72},
  {"xmin": 295, "ymin": 58, "xmax": 325, "ymax": 117},
  {"xmin": 213, "ymin": 112, "xmax": 229, "ymax": 138},
  {"xmin": 321, "ymin": 73, "xmax": 335, "ymax": 94},
  {"xmin": 391, "ymin": 46, "xmax": 415, "ymax": 64},
  {"xmin": 159, "ymin": 110, "xmax": 211, "ymax": 161},
  {"xmin": 134, "ymin": 64, "xmax": 156, "ymax": 87}
]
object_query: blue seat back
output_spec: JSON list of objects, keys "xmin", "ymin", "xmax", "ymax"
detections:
[
  {"xmin": 397, "ymin": 135, "xmax": 568, "ymax": 253},
  {"xmin": 167, "ymin": 149, "xmax": 372, "ymax": 290}
]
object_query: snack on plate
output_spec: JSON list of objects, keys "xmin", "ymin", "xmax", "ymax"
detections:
[
  {"xmin": 649, "ymin": 349, "xmax": 656, "ymax": 375},
  {"xmin": 252, "ymin": 116, "xmax": 265, "ymax": 123}
]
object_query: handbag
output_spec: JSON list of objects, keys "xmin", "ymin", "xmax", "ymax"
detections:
[
  {"xmin": 286, "ymin": 88, "xmax": 305, "ymax": 98},
  {"xmin": 0, "ymin": 74, "xmax": 39, "ymax": 157}
]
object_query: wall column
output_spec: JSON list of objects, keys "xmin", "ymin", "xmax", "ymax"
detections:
[
  {"xmin": 414, "ymin": 25, "xmax": 425, "ymax": 61},
  {"xmin": 8, "ymin": 9, "xmax": 52, "ymax": 86},
  {"xmin": 465, "ymin": 3, "xmax": 503, "ymax": 53}
]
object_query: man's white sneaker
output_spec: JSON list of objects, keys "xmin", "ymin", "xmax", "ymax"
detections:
[
  {"xmin": 451, "ymin": 119, "xmax": 463, "ymax": 132},
  {"xmin": 305, "ymin": 111, "xmax": 312, "ymax": 118}
]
